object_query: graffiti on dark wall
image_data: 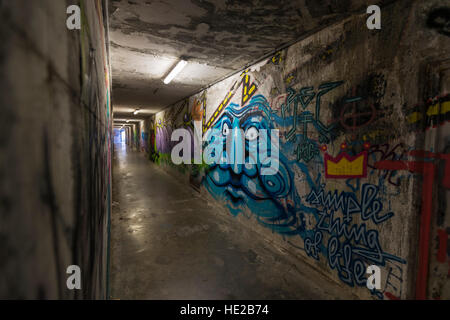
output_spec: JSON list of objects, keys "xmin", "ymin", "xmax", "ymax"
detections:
[
  {"xmin": 154, "ymin": 96, "xmax": 204, "ymax": 170},
  {"xmin": 375, "ymin": 149, "xmax": 450, "ymax": 299},
  {"xmin": 153, "ymin": 44, "xmax": 450, "ymax": 299},
  {"xmin": 368, "ymin": 143, "xmax": 409, "ymax": 188},
  {"xmin": 406, "ymin": 94, "xmax": 450, "ymax": 131},
  {"xmin": 204, "ymin": 70, "xmax": 258, "ymax": 134},
  {"xmin": 305, "ymin": 183, "xmax": 405, "ymax": 293},
  {"xmin": 271, "ymin": 51, "xmax": 283, "ymax": 65},
  {"xmin": 280, "ymin": 81, "xmax": 343, "ymax": 144},
  {"xmin": 328, "ymin": 73, "xmax": 392, "ymax": 142},
  {"xmin": 141, "ymin": 132, "xmax": 149, "ymax": 153},
  {"xmin": 199, "ymin": 84, "xmax": 407, "ymax": 297},
  {"xmin": 295, "ymin": 140, "xmax": 319, "ymax": 163},
  {"xmin": 153, "ymin": 71, "xmax": 414, "ymax": 297},
  {"xmin": 203, "ymin": 95, "xmax": 306, "ymax": 229}
]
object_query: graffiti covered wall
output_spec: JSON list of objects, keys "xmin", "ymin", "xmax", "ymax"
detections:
[
  {"xmin": 152, "ymin": 0, "xmax": 450, "ymax": 299},
  {"xmin": 0, "ymin": 0, "xmax": 112, "ymax": 299}
]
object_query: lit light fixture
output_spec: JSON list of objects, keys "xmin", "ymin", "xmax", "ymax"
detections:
[
  {"xmin": 163, "ymin": 60, "xmax": 187, "ymax": 84},
  {"xmin": 126, "ymin": 120, "xmax": 130, "ymax": 123},
  {"xmin": 133, "ymin": 109, "xmax": 140, "ymax": 115}
]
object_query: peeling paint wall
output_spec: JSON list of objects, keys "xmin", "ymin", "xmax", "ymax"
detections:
[
  {"xmin": 0, "ymin": 0, "xmax": 112, "ymax": 299},
  {"xmin": 109, "ymin": 0, "xmax": 392, "ymax": 115},
  {"xmin": 152, "ymin": 0, "xmax": 450, "ymax": 299}
]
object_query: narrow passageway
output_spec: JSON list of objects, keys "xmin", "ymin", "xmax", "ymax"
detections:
[
  {"xmin": 2, "ymin": 0, "xmax": 450, "ymax": 302},
  {"xmin": 110, "ymin": 142, "xmax": 351, "ymax": 300}
]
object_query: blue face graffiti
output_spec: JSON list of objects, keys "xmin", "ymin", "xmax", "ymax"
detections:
[
  {"xmin": 201, "ymin": 93, "xmax": 407, "ymax": 298},
  {"xmin": 203, "ymin": 95, "xmax": 314, "ymax": 234}
]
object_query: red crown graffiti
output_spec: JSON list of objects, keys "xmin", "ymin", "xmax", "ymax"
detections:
[{"xmin": 324, "ymin": 145, "xmax": 368, "ymax": 179}]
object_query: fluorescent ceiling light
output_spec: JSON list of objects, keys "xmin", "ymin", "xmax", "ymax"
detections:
[
  {"xmin": 133, "ymin": 109, "xmax": 140, "ymax": 115},
  {"xmin": 126, "ymin": 120, "xmax": 130, "ymax": 123},
  {"xmin": 163, "ymin": 60, "xmax": 187, "ymax": 84}
]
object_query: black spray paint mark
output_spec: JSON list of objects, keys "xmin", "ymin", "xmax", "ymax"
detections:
[
  {"xmin": 427, "ymin": 8, "xmax": 450, "ymax": 37},
  {"xmin": 41, "ymin": 128, "xmax": 63, "ymax": 298}
]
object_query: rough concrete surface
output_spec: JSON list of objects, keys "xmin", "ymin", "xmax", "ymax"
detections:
[
  {"xmin": 110, "ymin": 145, "xmax": 354, "ymax": 299},
  {"xmin": 109, "ymin": 0, "xmax": 390, "ymax": 115},
  {"xmin": 0, "ymin": 0, "xmax": 112, "ymax": 299}
]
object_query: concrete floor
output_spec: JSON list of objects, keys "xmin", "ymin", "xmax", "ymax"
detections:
[{"xmin": 110, "ymin": 143, "xmax": 353, "ymax": 300}]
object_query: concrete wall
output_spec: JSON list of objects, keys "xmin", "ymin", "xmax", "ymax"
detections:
[
  {"xmin": 137, "ymin": 116, "xmax": 156, "ymax": 160},
  {"xmin": 0, "ymin": 0, "xmax": 112, "ymax": 299},
  {"xmin": 130, "ymin": 123, "xmax": 139, "ymax": 150},
  {"xmin": 140, "ymin": 117, "xmax": 156, "ymax": 157},
  {"xmin": 152, "ymin": 0, "xmax": 450, "ymax": 299},
  {"xmin": 121, "ymin": 123, "xmax": 138, "ymax": 150}
]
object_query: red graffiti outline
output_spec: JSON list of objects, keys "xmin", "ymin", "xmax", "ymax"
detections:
[
  {"xmin": 384, "ymin": 292, "xmax": 400, "ymax": 300},
  {"xmin": 375, "ymin": 150, "xmax": 450, "ymax": 300},
  {"xmin": 270, "ymin": 94, "xmax": 288, "ymax": 112},
  {"xmin": 339, "ymin": 101, "xmax": 377, "ymax": 131},
  {"xmin": 368, "ymin": 143, "xmax": 408, "ymax": 187}
]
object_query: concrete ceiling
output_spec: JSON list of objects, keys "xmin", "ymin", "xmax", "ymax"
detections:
[{"xmin": 109, "ymin": 0, "xmax": 386, "ymax": 119}]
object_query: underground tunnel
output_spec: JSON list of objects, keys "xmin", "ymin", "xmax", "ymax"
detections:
[{"xmin": 0, "ymin": 0, "xmax": 450, "ymax": 308}]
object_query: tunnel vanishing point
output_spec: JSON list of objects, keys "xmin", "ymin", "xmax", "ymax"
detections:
[{"xmin": 0, "ymin": 0, "xmax": 449, "ymax": 301}]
